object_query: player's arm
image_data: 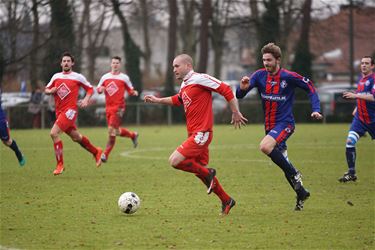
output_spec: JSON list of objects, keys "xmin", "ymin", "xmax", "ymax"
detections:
[
  {"xmin": 45, "ymin": 87, "xmax": 57, "ymax": 95},
  {"xmin": 78, "ymin": 74, "xmax": 94, "ymax": 108},
  {"xmin": 214, "ymin": 81, "xmax": 248, "ymax": 128},
  {"xmin": 144, "ymin": 95, "xmax": 174, "ymax": 105},
  {"xmin": 292, "ymin": 74, "xmax": 322, "ymax": 120},
  {"xmin": 343, "ymin": 91, "xmax": 375, "ymax": 102},
  {"xmin": 236, "ymin": 75, "xmax": 256, "ymax": 99}
]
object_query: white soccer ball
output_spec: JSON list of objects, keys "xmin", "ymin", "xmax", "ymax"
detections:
[{"xmin": 118, "ymin": 192, "xmax": 141, "ymax": 214}]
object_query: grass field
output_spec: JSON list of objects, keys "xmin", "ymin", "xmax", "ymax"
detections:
[{"xmin": 0, "ymin": 124, "xmax": 374, "ymax": 249}]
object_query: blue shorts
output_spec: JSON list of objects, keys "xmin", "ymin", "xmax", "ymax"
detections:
[
  {"xmin": 0, "ymin": 119, "xmax": 10, "ymax": 142},
  {"xmin": 349, "ymin": 117, "xmax": 375, "ymax": 139},
  {"xmin": 266, "ymin": 123, "xmax": 295, "ymax": 151}
]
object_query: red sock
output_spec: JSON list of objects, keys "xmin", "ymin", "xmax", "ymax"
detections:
[
  {"xmin": 119, "ymin": 127, "xmax": 135, "ymax": 139},
  {"xmin": 80, "ymin": 136, "xmax": 98, "ymax": 155},
  {"xmin": 196, "ymin": 174, "xmax": 230, "ymax": 203},
  {"xmin": 175, "ymin": 159, "xmax": 210, "ymax": 176},
  {"xmin": 104, "ymin": 135, "xmax": 116, "ymax": 158},
  {"xmin": 54, "ymin": 140, "xmax": 63, "ymax": 165}
]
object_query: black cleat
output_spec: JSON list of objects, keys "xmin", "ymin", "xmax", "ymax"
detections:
[
  {"xmin": 338, "ymin": 172, "xmax": 357, "ymax": 183},
  {"xmin": 295, "ymin": 190, "xmax": 310, "ymax": 211},
  {"xmin": 221, "ymin": 198, "xmax": 236, "ymax": 215},
  {"xmin": 206, "ymin": 168, "xmax": 216, "ymax": 194}
]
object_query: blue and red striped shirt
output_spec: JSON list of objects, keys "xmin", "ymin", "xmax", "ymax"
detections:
[
  {"xmin": 355, "ymin": 73, "xmax": 375, "ymax": 124},
  {"xmin": 236, "ymin": 68, "xmax": 321, "ymax": 130}
]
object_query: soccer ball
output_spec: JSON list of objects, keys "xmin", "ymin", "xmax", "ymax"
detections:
[{"xmin": 118, "ymin": 192, "xmax": 141, "ymax": 214}]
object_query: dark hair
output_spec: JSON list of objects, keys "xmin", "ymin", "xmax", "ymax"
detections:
[
  {"xmin": 261, "ymin": 43, "xmax": 282, "ymax": 59},
  {"xmin": 112, "ymin": 56, "xmax": 122, "ymax": 62},
  {"xmin": 61, "ymin": 52, "xmax": 75, "ymax": 62},
  {"xmin": 363, "ymin": 56, "xmax": 374, "ymax": 65}
]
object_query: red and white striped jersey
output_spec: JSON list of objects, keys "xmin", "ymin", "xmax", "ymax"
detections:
[
  {"xmin": 46, "ymin": 71, "xmax": 93, "ymax": 116},
  {"xmin": 97, "ymin": 72, "xmax": 135, "ymax": 113},
  {"xmin": 171, "ymin": 70, "xmax": 234, "ymax": 134}
]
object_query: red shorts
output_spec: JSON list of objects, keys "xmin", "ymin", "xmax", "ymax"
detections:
[
  {"xmin": 177, "ymin": 131, "xmax": 213, "ymax": 166},
  {"xmin": 106, "ymin": 111, "xmax": 123, "ymax": 128},
  {"xmin": 55, "ymin": 109, "xmax": 77, "ymax": 133}
]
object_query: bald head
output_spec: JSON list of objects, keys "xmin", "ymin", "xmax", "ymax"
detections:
[{"xmin": 173, "ymin": 54, "xmax": 194, "ymax": 80}]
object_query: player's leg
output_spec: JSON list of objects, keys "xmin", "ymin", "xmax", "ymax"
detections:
[
  {"xmin": 339, "ymin": 118, "xmax": 367, "ymax": 182},
  {"xmin": 0, "ymin": 119, "xmax": 25, "ymax": 166},
  {"xmin": 102, "ymin": 125, "xmax": 117, "ymax": 162},
  {"xmin": 50, "ymin": 123, "xmax": 64, "ymax": 175},
  {"xmin": 114, "ymin": 109, "xmax": 138, "ymax": 148},
  {"xmin": 67, "ymin": 129, "xmax": 102, "ymax": 167}
]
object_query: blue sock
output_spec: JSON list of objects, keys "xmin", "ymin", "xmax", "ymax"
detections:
[
  {"xmin": 268, "ymin": 148, "xmax": 297, "ymax": 178},
  {"xmin": 9, "ymin": 140, "xmax": 23, "ymax": 162},
  {"xmin": 345, "ymin": 147, "xmax": 356, "ymax": 175}
]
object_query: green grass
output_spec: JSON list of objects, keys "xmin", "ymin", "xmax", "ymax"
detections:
[{"xmin": 0, "ymin": 124, "xmax": 374, "ymax": 249}]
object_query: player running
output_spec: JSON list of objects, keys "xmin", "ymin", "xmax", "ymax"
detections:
[
  {"xmin": 236, "ymin": 43, "xmax": 323, "ymax": 211},
  {"xmin": 45, "ymin": 52, "xmax": 102, "ymax": 175},
  {"xmin": 144, "ymin": 54, "xmax": 247, "ymax": 215},
  {"xmin": 339, "ymin": 56, "xmax": 375, "ymax": 182},
  {"xmin": 97, "ymin": 56, "xmax": 139, "ymax": 163},
  {"xmin": 0, "ymin": 90, "xmax": 26, "ymax": 166}
]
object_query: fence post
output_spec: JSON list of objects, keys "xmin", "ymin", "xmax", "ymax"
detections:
[
  {"xmin": 41, "ymin": 105, "xmax": 45, "ymax": 129},
  {"xmin": 136, "ymin": 102, "xmax": 141, "ymax": 125},
  {"xmin": 167, "ymin": 106, "xmax": 172, "ymax": 125}
]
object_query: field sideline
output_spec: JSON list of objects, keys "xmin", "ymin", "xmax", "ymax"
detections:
[{"xmin": 0, "ymin": 124, "xmax": 374, "ymax": 249}]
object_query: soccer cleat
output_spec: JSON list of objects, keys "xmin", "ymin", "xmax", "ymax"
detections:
[
  {"xmin": 95, "ymin": 147, "xmax": 103, "ymax": 167},
  {"xmin": 206, "ymin": 168, "xmax": 216, "ymax": 194},
  {"xmin": 19, "ymin": 155, "xmax": 26, "ymax": 167},
  {"xmin": 132, "ymin": 132, "xmax": 139, "ymax": 148},
  {"xmin": 53, "ymin": 163, "xmax": 64, "ymax": 175},
  {"xmin": 295, "ymin": 190, "xmax": 310, "ymax": 211},
  {"xmin": 101, "ymin": 153, "xmax": 107, "ymax": 163},
  {"xmin": 221, "ymin": 198, "xmax": 236, "ymax": 215},
  {"xmin": 338, "ymin": 172, "xmax": 357, "ymax": 183},
  {"xmin": 291, "ymin": 171, "xmax": 303, "ymax": 191}
]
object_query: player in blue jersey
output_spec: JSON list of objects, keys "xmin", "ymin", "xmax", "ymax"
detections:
[
  {"xmin": 236, "ymin": 43, "xmax": 323, "ymax": 211},
  {"xmin": 0, "ymin": 90, "xmax": 26, "ymax": 166},
  {"xmin": 339, "ymin": 56, "xmax": 375, "ymax": 182}
]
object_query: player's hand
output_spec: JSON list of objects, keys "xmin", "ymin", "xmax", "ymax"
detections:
[
  {"xmin": 132, "ymin": 90, "xmax": 139, "ymax": 97},
  {"xmin": 144, "ymin": 95, "xmax": 159, "ymax": 103},
  {"xmin": 97, "ymin": 86, "xmax": 105, "ymax": 94},
  {"xmin": 240, "ymin": 76, "xmax": 250, "ymax": 91},
  {"xmin": 45, "ymin": 87, "xmax": 57, "ymax": 94},
  {"xmin": 343, "ymin": 91, "xmax": 357, "ymax": 99},
  {"xmin": 231, "ymin": 111, "xmax": 248, "ymax": 129},
  {"xmin": 78, "ymin": 98, "xmax": 89, "ymax": 108},
  {"xmin": 311, "ymin": 111, "xmax": 323, "ymax": 120}
]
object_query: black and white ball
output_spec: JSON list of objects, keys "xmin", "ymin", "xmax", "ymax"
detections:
[{"xmin": 118, "ymin": 192, "xmax": 141, "ymax": 214}]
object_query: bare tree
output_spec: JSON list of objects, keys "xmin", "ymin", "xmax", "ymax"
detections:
[
  {"xmin": 179, "ymin": 0, "xmax": 198, "ymax": 58},
  {"xmin": 211, "ymin": 0, "xmax": 232, "ymax": 78},
  {"xmin": 139, "ymin": 0, "xmax": 152, "ymax": 78},
  {"xmin": 197, "ymin": 0, "xmax": 212, "ymax": 73},
  {"xmin": 29, "ymin": 0, "xmax": 39, "ymax": 90},
  {"xmin": 111, "ymin": 0, "xmax": 143, "ymax": 98},
  {"xmin": 165, "ymin": 0, "xmax": 177, "ymax": 96}
]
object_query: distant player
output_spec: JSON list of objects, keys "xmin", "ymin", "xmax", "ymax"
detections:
[
  {"xmin": 0, "ymin": 90, "xmax": 26, "ymax": 166},
  {"xmin": 45, "ymin": 52, "xmax": 102, "ymax": 175},
  {"xmin": 97, "ymin": 56, "xmax": 139, "ymax": 163},
  {"xmin": 236, "ymin": 43, "xmax": 323, "ymax": 211},
  {"xmin": 339, "ymin": 56, "xmax": 375, "ymax": 182},
  {"xmin": 144, "ymin": 54, "xmax": 247, "ymax": 215}
]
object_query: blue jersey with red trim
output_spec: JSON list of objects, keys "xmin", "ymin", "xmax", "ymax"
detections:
[
  {"xmin": 236, "ymin": 68, "xmax": 321, "ymax": 130},
  {"xmin": 355, "ymin": 73, "xmax": 375, "ymax": 124}
]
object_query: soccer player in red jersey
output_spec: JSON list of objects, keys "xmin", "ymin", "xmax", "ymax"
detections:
[
  {"xmin": 97, "ymin": 56, "xmax": 139, "ymax": 163},
  {"xmin": 45, "ymin": 52, "xmax": 103, "ymax": 175},
  {"xmin": 237, "ymin": 43, "xmax": 323, "ymax": 211},
  {"xmin": 144, "ymin": 54, "xmax": 247, "ymax": 215},
  {"xmin": 339, "ymin": 56, "xmax": 375, "ymax": 182}
]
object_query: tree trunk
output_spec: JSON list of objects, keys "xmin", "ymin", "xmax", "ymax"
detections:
[
  {"xmin": 165, "ymin": 0, "xmax": 178, "ymax": 96},
  {"xmin": 140, "ymin": 0, "xmax": 152, "ymax": 78},
  {"xmin": 197, "ymin": 0, "xmax": 212, "ymax": 73},
  {"xmin": 111, "ymin": 0, "xmax": 143, "ymax": 100},
  {"xmin": 180, "ymin": 0, "xmax": 197, "ymax": 58},
  {"xmin": 29, "ymin": 0, "xmax": 39, "ymax": 90}
]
